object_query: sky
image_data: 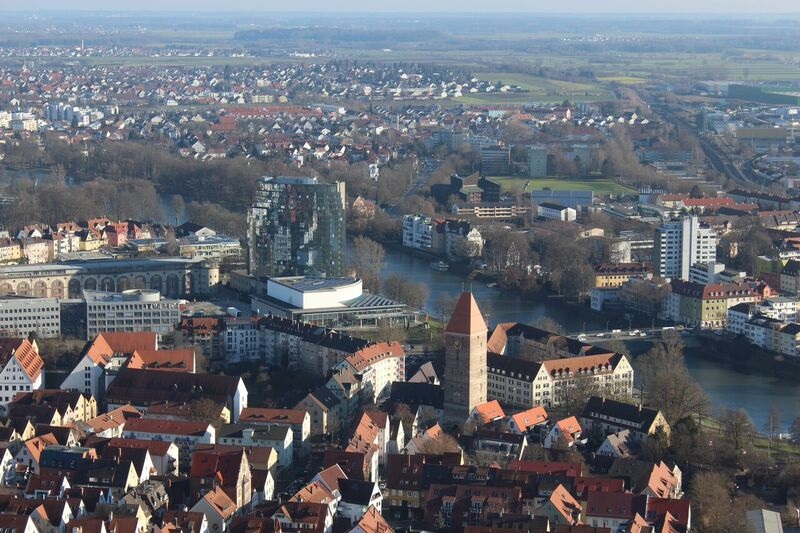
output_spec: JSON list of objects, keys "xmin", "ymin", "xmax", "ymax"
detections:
[{"xmin": 11, "ymin": 0, "xmax": 800, "ymax": 13}]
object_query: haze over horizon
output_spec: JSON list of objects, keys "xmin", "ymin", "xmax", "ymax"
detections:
[{"xmin": 11, "ymin": 0, "xmax": 800, "ymax": 13}]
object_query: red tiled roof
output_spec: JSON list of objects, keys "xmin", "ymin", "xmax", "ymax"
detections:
[
  {"xmin": 510, "ymin": 406, "xmax": 548, "ymax": 432},
  {"xmin": 0, "ymin": 338, "xmax": 44, "ymax": 381},
  {"xmin": 239, "ymin": 408, "xmax": 307, "ymax": 426},
  {"xmin": 471, "ymin": 400, "xmax": 505, "ymax": 425},
  {"xmin": 445, "ymin": 293, "xmax": 487, "ymax": 335},
  {"xmin": 123, "ymin": 418, "xmax": 210, "ymax": 436},
  {"xmin": 129, "ymin": 349, "xmax": 195, "ymax": 372}
]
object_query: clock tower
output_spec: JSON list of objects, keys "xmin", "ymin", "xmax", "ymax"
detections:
[{"xmin": 443, "ymin": 292, "xmax": 488, "ymax": 424}]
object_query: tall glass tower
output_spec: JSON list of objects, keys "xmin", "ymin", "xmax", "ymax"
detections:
[{"xmin": 247, "ymin": 176, "xmax": 346, "ymax": 278}]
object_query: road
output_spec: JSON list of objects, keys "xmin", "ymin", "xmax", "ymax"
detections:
[{"xmin": 386, "ymin": 157, "xmax": 439, "ymax": 216}]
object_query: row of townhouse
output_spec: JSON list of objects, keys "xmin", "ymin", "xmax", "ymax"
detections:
[
  {"xmin": 383, "ymin": 453, "xmax": 686, "ymax": 531},
  {"xmin": 664, "ymin": 279, "xmax": 760, "ymax": 329},
  {"xmin": 727, "ymin": 303, "xmax": 800, "ymax": 357},
  {"xmin": 296, "ymin": 344, "xmax": 406, "ymax": 437},
  {"xmin": 224, "ymin": 314, "xmax": 376, "ymax": 372}
]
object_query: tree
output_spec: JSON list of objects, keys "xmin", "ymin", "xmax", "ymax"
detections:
[
  {"xmin": 719, "ymin": 408, "xmax": 755, "ymax": 452},
  {"xmin": 435, "ymin": 292, "xmax": 458, "ymax": 323},
  {"xmin": 349, "ymin": 236, "xmax": 385, "ymax": 293},
  {"xmin": 764, "ymin": 405, "xmax": 781, "ymax": 450},
  {"xmin": 690, "ymin": 472, "xmax": 750, "ymax": 533},
  {"xmin": 792, "ymin": 416, "xmax": 800, "ymax": 444},
  {"xmin": 383, "ymin": 274, "xmax": 430, "ymax": 309},
  {"xmin": 636, "ymin": 332, "xmax": 711, "ymax": 425},
  {"xmin": 170, "ymin": 194, "xmax": 186, "ymax": 225}
]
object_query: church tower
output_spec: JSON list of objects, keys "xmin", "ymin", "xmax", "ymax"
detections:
[{"xmin": 443, "ymin": 292, "xmax": 488, "ymax": 424}]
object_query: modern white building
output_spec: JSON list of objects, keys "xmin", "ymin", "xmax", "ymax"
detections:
[
  {"xmin": 536, "ymin": 202, "xmax": 577, "ymax": 222},
  {"xmin": 402, "ymin": 215, "xmax": 435, "ymax": 251},
  {"xmin": 84, "ymin": 289, "xmax": 181, "ymax": 340},
  {"xmin": 688, "ymin": 262, "xmax": 726, "ymax": 285},
  {"xmin": 0, "ymin": 296, "xmax": 61, "ymax": 338},
  {"xmin": 654, "ymin": 216, "xmax": 717, "ymax": 280}
]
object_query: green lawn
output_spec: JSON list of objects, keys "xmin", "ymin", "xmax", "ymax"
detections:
[
  {"xmin": 472, "ymin": 71, "xmax": 612, "ymax": 103},
  {"xmin": 490, "ymin": 177, "xmax": 636, "ymax": 195}
]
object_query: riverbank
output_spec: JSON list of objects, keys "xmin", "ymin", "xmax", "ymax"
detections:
[{"xmin": 689, "ymin": 333, "xmax": 800, "ymax": 380}]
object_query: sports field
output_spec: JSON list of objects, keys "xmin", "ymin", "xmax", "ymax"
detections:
[{"xmin": 491, "ymin": 177, "xmax": 636, "ymax": 195}]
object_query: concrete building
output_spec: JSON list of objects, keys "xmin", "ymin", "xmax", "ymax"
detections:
[
  {"xmin": 443, "ymin": 293, "xmax": 488, "ymax": 424},
  {"xmin": 249, "ymin": 276, "xmax": 414, "ymax": 328},
  {"xmin": 83, "ymin": 289, "xmax": 181, "ymax": 340},
  {"xmin": 654, "ymin": 216, "xmax": 717, "ymax": 280},
  {"xmin": 0, "ymin": 296, "xmax": 61, "ymax": 338},
  {"xmin": 480, "ymin": 146, "xmax": 511, "ymax": 176},
  {"xmin": 247, "ymin": 176, "xmax": 346, "ymax": 278},
  {"xmin": 0, "ymin": 257, "xmax": 219, "ymax": 299},
  {"xmin": 527, "ymin": 146, "xmax": 548, "ymax": 178},
  {"xmin": 536, "ymin": 202, "xmax": 577, "ymax": 222},
  {"xmin": 402, "ymin": 215, "xmax": 435, "ymax": 251}
]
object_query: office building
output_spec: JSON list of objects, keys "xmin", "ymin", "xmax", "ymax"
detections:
[
  {"xmin": 0, "ymin": 296, "xmax": 61, "ymax": 338},
  {"xmin": 443, "ymin": 292, "xmax": 488, "ymax": 423},
  {"xmin": 247, "ymin": 176, "xmax": 346, "ymax": 278},
  {"xmin": 84, "ymin": 289, "xmax": 181, "ymax": 340},
  {"xmin": 528, "ymin": 146, "xmax": 548, "ymax": 177},
  {"xmin": 654, "ymin": 216, "xmax": 717, "ymax": 280},
  {"xmin": 479, "ymin": 146, "xmax": 511, "ymax": 176}
]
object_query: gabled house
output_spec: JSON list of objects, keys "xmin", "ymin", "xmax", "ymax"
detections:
[
  {"xmin": 60, "ymin": 332, "xmax": 158, "ymax": 399},
  {"xmin": 0, "ymin": 338, "xmax": 45, "ymax": 411},
  {"xmin": 191, "ymin": 486, "xmax": 237, "ymax": 533},
  {"xmin": 239, "ymin": 408, "xmax": 309, "ymax": 458},
  {"xmin": 536, "ymin": 484, "xmax": 582, "ymax": 527},
  {"xmin": 580, "ymin": 397, "xmax": 671, "ymax": 444},
  {"xmin": 122, "ymin": 419, "xmax": 215, "ymax": 469},
  {"xmin": 544, "ymin": 417, "xmax": 583, "ymax": 449},
  {"xmin": 338, "ymin": 479, "xmax": 382, "ymax": 526},
  {"xmin": 190, "ymin": 445, "xmax": 252, "ymax": 510},
  {"xmin": 79, "ymin": 405, "xmax": 143, "ymax": 439}
]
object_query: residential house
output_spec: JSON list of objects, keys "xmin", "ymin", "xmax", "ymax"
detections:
[
  {"xmin": 544, "ymin": 417, "xmax": 583, "ymax": 449},
  {"xmin": 191, "ymin": 486, "xmax": 238, "ymax": 533},
  {"xmin": 0, "ymin": 338, "xmax": 45, "ymax": 411},
  {"xmin": 238, "ymin": 408, "xmax": 310, "ymax": 458},
  {"xmin": 122, "ymin": 419, "xmax": 215, "ymax": 469},
  {"xmin": 580, "ymin": 397, "xmax": 671, "ymax": 444}
]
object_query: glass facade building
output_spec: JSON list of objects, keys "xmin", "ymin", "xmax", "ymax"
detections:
[{"xmin": 247, "ymin": 176, "xmax": 346, "ymax": 278}]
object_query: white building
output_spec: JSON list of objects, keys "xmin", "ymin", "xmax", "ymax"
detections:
[
  {"xmin": 536, "ymin": 202, "xmax": 577, "ymax": 222},
  {"xmin": 0, "ymin": 338, "xmax": 45, "ymax": 410},
  {"xmin": 688, "ymin": 262, "xmax": 726, "ymax": 285},
  {"xmin": 402, "ymin": 215, "xmax": 434, "ymax": 251},
  {"xmin": 487, "ymin": 352, "xmax": 633, "ymax": 409},
  {"xmin": 0, "ymin": 297, "xmax": 61, "ymax": 338},
  {"xmin": 654, "ymin": 216, "xmax": 717, "ymax": 280},
  {"xmin": 218, "ymin": 425, "xmax": 294, "ymax": 470},
  {"xmin": 84, "ymin": 289, "xmax": 181, "ymax": 340},
  {"xmin": 757, "ymin": 297, "xmax": 799, "ymax": 322},
  {"xmin": 224, "ymin": 317, "xmax": 262, "ymax": 363},
  {"xmin": 122, "ymin": 418, "xmax": 215, "ymax": 465}
]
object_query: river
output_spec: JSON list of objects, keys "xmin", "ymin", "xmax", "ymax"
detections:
[{"xmin": 381, "ymin": 246, "xmax": 800, "ymax": 432}]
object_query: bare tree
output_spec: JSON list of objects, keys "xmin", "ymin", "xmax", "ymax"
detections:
[
  {"xmin": 349, "ymin": 236, "xmax": 386, "ymax": 293},
  {"xmin": 636, "ymin": 332, "xmax": 711, "ymax": 425},
  {"xmin": 719, "ymin": 408, "xmax": 755, "ymax": 453}
]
